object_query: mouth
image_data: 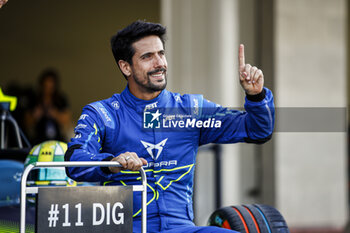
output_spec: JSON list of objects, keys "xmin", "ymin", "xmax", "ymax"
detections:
[{"xmin": 148, "ymin": 68, "xmax": 166, "ymax": 80}]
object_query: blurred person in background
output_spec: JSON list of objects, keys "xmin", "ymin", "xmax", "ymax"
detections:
[{"xmin": 25, "ymin": 68, "xmax": 72, "ymax": 144}]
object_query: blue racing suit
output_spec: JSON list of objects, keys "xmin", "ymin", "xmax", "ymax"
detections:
[{"xmin": 65, "ymin": 86, "xmax": 275, "ymax": 232}]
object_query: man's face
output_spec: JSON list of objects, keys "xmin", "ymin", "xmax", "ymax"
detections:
[{"xmin": 129, "ymin": 35, "xmax": 167, "ymax": 93}]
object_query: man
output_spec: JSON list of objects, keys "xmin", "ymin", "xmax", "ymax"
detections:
[{"xmin": 65, "ymin": 21, "xmax": 275, "ymax": 232}]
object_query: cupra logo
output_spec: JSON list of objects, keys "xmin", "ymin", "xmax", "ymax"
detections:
[{"xmin": 140, "ymin": 138, "xmax": 168, "ymax": 160}]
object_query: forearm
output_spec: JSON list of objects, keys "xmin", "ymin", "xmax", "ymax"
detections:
[
  {"xmin": 244, "ymin": 87, "xmax": 275, "ymax": 143},
  {"xmin": 64, "ymin": 143, "xmax": 115, "ymax": 182}
]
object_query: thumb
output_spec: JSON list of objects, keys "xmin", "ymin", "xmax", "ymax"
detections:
[{"xmin": 141, "ymin": 158, "xmax": 148, "ymax": 165}]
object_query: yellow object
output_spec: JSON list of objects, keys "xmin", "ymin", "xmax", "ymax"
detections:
[
  {"xmin": 25, "ymin": 140, "xmax": 73, "ymax": 186},
  {"xmin": 0, "ymin": 88, "xmax": 17, "ymax": 111}
]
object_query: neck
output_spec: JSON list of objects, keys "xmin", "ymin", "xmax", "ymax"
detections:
[{"xmin": 128, "ymin": 84, "xmax": 161, "ymax": 101}]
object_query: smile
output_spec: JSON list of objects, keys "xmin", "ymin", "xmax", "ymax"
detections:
[
  {"xmin": 150, "ymin": 72, "xmax": 164, "ymax": 77},
  {"xmin": 148, "ymin": 68, "xmax": 167, "ymax": 78}
]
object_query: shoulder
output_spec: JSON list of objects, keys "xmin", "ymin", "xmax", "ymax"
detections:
[
  {"xmin": 88, "ymin": 94, "xmax": 121, "ymax": 111},
  {"xmin": 167, "ymin": 90, "xmax": 204, "ymax": 107},
  {"xmin": 83, "ymin": 95, "xmax": 120, "ymax": 129}
]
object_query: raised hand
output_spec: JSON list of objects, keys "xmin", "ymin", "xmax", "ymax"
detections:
[{"xmin": 238, "ymin": 44, "xmax": 264, "ymax": 95}]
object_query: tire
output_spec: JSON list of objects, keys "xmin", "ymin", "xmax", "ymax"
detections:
[
  {"xmin": 253, "ymin": 204, "xmax": 289, "ymax": 233},
  {"xmin": 207, "ymin": 204, "xmax": 289, "ymax": 233},
  {"xmin": 207, "ymin": 206, "xmax": 247, "ymax": 232},
  {"xmin": 243, "ymin": 204, "xmax": 270, "ymax": 233}
]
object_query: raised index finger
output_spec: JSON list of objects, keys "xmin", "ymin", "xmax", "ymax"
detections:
[{"xmin": 239, "ymin": 44, "xmax": 245, "ymax": 69}]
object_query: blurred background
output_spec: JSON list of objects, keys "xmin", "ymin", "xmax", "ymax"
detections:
[{"xmin": 0, "ymin": 0, "xmax": 348, "ymax": 232}]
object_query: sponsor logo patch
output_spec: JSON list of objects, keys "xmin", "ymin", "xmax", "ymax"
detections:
[
  {"xmin": 79, "ymin": 114, "xmax": 89, "ymax": 120},
  {"xmin": 111, "ymin": 101, "xmax": 120, "ymax": 110},
  {"xmin": 140, "ymin": 138, "xmax": 168, "ymax": 160}
]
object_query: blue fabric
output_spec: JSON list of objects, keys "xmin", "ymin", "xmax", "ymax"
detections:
[
  {"xmin": 66, "ymin": 86, "xmax": 274, "ymax": 232},
  {"xmin": 133, "ymin": 218, "xmax": 239, "ymax": 233},
  {"xmin": 161, "ymin": 226, "xmax": 239, "ymax": 233},
  {"xmin": 0, "ymin": 160, "xmax": 23, "ymax": 207}
]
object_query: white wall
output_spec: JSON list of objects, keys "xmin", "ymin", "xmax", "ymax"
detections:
[{"xmin": 275, "ymin": 0, "xmax": 348, "ymax": 228}]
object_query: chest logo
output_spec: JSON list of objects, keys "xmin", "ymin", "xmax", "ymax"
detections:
[{"xmin": 140, "ymin": 138, "xmax": 168, "ymax": 160}]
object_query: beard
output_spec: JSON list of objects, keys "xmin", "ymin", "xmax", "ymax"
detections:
[{"xmin": 132, "ymin": 68, "xmax": 167, "ymax": 93}]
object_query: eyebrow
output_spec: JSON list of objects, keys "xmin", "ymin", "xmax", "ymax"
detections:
[{"xmin": 140, "ymin": 49, "xmax": 165, "ymax": 58}]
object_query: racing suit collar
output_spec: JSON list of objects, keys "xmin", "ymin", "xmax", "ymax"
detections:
[{"xmin": 120, "ymin": 85, "xmax": 169, "ymax": 110}]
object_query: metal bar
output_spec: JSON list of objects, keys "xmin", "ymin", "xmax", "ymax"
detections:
[
  {"xmin": 20, "ymin": 161, "xmax": 147, "ymax": 233},
  {"xmin": 34, "ymin": 161, "xmax": 122, "ymax": 167},
  {"xmin": 1, "ymin": 111, "xmax": 5, "ymax": 149},
  {"xmin": 7, "ymin": 113, "xmax": 23, "ymax": 148},
  {"xmin": 213, "ymin": 144, "xmax": 222, "ymax": 209},
  {"xmin": 139, "ymin": 166, "xmax": 147, "ymax": 233},
  {"xmin": 20, "ymin": 163, "xmax": 34, "ymax": 233},
  {"xmin": 26, "ymin": 187, "xmax": 38, "ymax": 194},
  {"xmin": 0, "ymin": 111, "xmax": 23, "ymax": 148},
  {"xmin": 19, "ymin": 126, "xmax": 31, "ymax": 148},
  {"xmin": 27, "ymin": 185, "xmax": 146, "ymax": 193},
  {"xmin": 133, "ymin": 185, "xmax": 145, "ymax": 192}
]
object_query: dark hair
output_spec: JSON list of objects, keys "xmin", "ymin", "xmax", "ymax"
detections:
[
  {"xmin": 38, "ymin": 68, "xmax": 60, "ymax": 89},
  {"xmin": 37, "ymin": 68, "xmax": 67, "ymax": 109},
  {"xmin": 110, "ymin": 20, "xmax": 166, "ymax": 77}
]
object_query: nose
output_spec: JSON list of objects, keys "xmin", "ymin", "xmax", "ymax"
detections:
[{"xmin": 154, "ymin": 54, "xmax": 166, "ymax": 68}]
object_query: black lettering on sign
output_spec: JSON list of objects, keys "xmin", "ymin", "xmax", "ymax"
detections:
[{"xmin": 36, "ymin": 186, "xmax": 133, "ymax": 233}]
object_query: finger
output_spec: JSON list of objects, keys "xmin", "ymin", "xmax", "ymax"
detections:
[
  {"xmin": 108, "ymin": 157, "xmax": 122, "ymax": 173},
  {"xmin": 250, "ymin": 66, "xmax": 258, "ymax": 83},
  {"xmin": 109, "ymin": 156, "xmax": 125, "ymax": 173},
  {"xmin": 116, "ymin": 155, "xmax": 127, "ymax": 169},
  {"xmin": 130, "ymin": 152, "xmax": 142, "ymax": 170},
  {"xmin": 126, "ymin": 157, "xmax": 136, "ymax": 170},
  {"xmin": 141, "ymin": 158, "xmax": 148, "ymax": 166},
  {"xmin": 123, "ymin": 152, "xmax": 135, "ymax": 168},
  {"xmin": 240, "ymin": 70, "xmax": 248, "ymax": 82},
  {"xmin": 121, "ymin": 152, "xmax": 133, "ymax": 170},
  {"xmin": 244, "ymin": 64, "xmax": 252, "ymax": 81},
  {"xmin": 239, "ymin": 72, "xmax": 246, "ymax": 82},
  {"xmin": 131, "ymin": 152, "xmax": 142, "ymax": 164},
  {"xmin": 239, "ymin": 44, "xmax": 245, "ymax": 72},
  {"xmin": 256, "ymin": 70, "xmax": 264, "ymax": 84}
]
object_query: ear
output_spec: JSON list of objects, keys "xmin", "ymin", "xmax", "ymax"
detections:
[{"xmin": 118, "ymin": 60, "xmax": 132, "ymax": 77}]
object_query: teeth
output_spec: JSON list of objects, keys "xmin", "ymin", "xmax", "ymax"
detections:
[{"xmin": 151, "ymin": 73, "xmax": 163, "ymax": 77}]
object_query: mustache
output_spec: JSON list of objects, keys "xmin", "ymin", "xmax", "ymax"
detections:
[{"xmin": 147, "ymin": 68, "xmax": 167, "ymax": 76}]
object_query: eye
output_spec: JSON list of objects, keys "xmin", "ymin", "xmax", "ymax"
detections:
[
  {"xmin": 141, "ymin": 54, "xmax": 151, "ymax": 59},
  {"xmin": 159, "ymin": 50, "xmax": 165, "ymax": 56}
]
